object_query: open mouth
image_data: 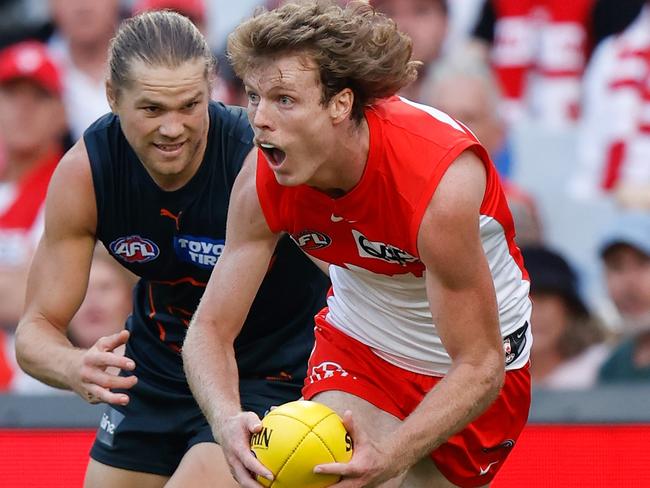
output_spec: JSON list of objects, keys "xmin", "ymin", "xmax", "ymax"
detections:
[
  {"xmin": 260, "ymin": 143, "xmax": 286, "ymax": 167},
  {"xmin": 154, "ymin": 142, "xmax": 184, "ymax": 153}
]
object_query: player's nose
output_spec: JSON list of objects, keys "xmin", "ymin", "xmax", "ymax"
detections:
[
  {"xmin": 251, "ymin": 100, "xmax": 273, "ymax": 131},
  {"xmin": 158, "ymin": 112, "xmax": 185, "ymax": 139}
]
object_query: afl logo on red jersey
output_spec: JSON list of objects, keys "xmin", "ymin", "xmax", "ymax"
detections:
[
  {"xmin": 292, "ymin": 230, "xmax": 332, "ymax": 250},
  {"xmin": 110, "ymin": 235, "xmax": 160, "ymax": 263}
]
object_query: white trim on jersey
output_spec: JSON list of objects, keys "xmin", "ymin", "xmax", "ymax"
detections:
[
  {"xmin": 325, "ymin": 214, "xmax": 532, "ymax": 376},
  {"xmin": 398, "ymin": 96, "xmax": 466, "ymax": 132}
]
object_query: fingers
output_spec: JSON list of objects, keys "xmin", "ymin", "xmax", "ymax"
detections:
[
  {"xmin": 341, "ymin": 410, "xmax": 355, "ymax": 434},
  {"xmin": 229, "ymin": 457, "xmax": 267, "ymax": 488},
  {"xmin": 239, "ymin": 413, "xmax": 273, "ymax": 480},
  {"xmin": 244, "ymin": 412, "xmax": 263, "ymax": 433},
  {"xmin": 77, "ymin": 343, "xmax": 138, "ymax": 406},
  {"xmin": 84, "ymin": 350, "xmax": 135, "ymax": 372},
  {"xmin": 80, "ymin": 367, "xmax": 138, "ymax": 391},
  {"xmin": 341, "ymin": 410, "xmax": 363, "ymax": 446},
  {"xmin": 314, "ymin": 461, "xmax": 353, "ymax": 476},
  {"xmin": 84, "ymin": 384, "xmax": 132, "ymax": 406},
  {"xmin": 95, "ymin": 330, "xmax": 130, "ymax": 353},
  {"xmin": 240, "ymin": 449, "xmax": 273, "ymax": 482}
]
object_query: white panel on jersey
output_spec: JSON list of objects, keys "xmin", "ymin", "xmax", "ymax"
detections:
[{"xmin": 325, "ymin": 214, "xmax": 532, "ymax": 376}]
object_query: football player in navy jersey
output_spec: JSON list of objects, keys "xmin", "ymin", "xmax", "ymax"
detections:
[{"xmin": 15, "ymin": 10, "xmax": 328, "ymax": 488}]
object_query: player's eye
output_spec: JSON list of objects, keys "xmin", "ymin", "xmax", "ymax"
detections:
[
  {"xmin": 141, "ymin": 106, "xmax": 160, "ymax": 114},
  {"xmin": 278, "ymin": 96, "xmax": 293, "ymax": 106},
  {"xmin": 247, "ymin": 92, "xmax": 260, "ymax": 105}
]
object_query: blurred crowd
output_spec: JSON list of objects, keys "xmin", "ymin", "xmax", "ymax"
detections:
[{"xmin": 0, "ymin": 0, "xmax": 649, "ymax": 394}]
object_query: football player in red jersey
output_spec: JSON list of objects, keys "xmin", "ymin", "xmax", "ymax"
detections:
[{"xmin": 184, "ymin": 2, "xmax": 533, "ymax": 487}]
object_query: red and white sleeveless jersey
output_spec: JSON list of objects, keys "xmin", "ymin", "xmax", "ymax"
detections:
[
  {"xmin": 491, "ymin": 0, "xmax": 593, "ymax": 125},
  {"xmin": 573, "ymin": 6, "xmax": 650, "ymax": 198},
  {"xmin": 256, "ymin": 97, "xmax": 532, "ymax": 375}
]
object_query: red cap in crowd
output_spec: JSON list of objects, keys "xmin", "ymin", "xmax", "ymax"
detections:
[
  {"xmin": 132, "ymin": 0, "xmax": 206, "ymax": 23},
  {"xmin": 0, "ymin": 41, "xmax": 62, "ymax": 96}
]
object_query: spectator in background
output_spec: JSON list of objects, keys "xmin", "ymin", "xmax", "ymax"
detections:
[
  {"xmin": 0, "ymin": 40, "xmax": 67, "ymax": 391},
  {"xmin": 47, "ymin": 0, "xmax": 120, "ymax": 140},
  {"xmin": 68, "ymin": 246, "xmax": 135, "ymax": 350},
  {"xmin": 372, "ymin": 0, "xmax": 449, "ymax": 102},
  {"xmin": 572, "ymin": 3, "xmax": 650, "ymax": 208},
  {"xmin": 423, "ymin": 52, "xmax": 543, "ymax": 246},
  {"xmin": 523, "ymin": 246, "xmax": 611, "ymax": 389},
  {"xmin": 471, "ymin": 0, "xmax": 594, "ymax": 127},
  {"xmin": 598, "ymin": 212, "xmax": 650, "ymax": 383},
  {"xmin": 132, "ymin": 0, "xmax": 207, "ymax": 33}
]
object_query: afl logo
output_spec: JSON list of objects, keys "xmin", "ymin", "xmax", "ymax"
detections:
[
  {"xmin": 292, "ymin": 230, "xmax": 331, "ymax": 250},
  {"xmin": 110, "ymin": 236, "xmax": 160, "ymax": 263}
]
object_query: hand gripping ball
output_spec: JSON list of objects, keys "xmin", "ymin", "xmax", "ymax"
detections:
[{"xmin": 250, "ymin": 400, "xmax": 353, "ymax": 487}]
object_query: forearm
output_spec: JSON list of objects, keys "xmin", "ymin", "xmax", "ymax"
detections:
[
  {"xmin": 183, "ymin": 317, "xmax": 242, "ymax": 440},
  {"xmin": 15, "ymin": 316, "xmax": 84, "ymax": 390},
  {"xmin": 390, "ymin": 352, "xmax": 504, "ymax": 471}
]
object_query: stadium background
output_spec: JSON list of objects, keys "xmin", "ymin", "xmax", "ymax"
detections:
[{"xmin": 2, "ymin": 0, "xmax": 650, "ymax": 486}]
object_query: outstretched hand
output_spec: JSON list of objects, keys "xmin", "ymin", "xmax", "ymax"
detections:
[
  {"xmin": 71, "ymin": 330, "xmax": 137, "ymax": 405},
  {"xmin": 218, "ymin": 411, "xmax": 274, "ymax": 488},
  {"xmin": 314, "ymin": 410, "xmax": 403, "ymax": 488}
]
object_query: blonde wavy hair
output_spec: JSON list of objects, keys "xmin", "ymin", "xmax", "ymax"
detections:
[{"xmin": 228, "ymin": 0, "xmax": 420, "ymax": 122}]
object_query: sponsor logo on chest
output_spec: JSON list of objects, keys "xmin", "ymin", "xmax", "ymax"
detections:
[
  {"xmin": 174, "ymin": 235, "xmax": 225, "ymax": 269},
  {"xmin": 352, "ymin": 230, "xmax": 418, "ymax": 266},
  {"xmin": 110, "ymin": 235, "xmax": 160, "ymax": 263}
]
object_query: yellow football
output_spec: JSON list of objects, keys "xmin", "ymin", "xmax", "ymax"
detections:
[{"xmin": 250, "ymin": 400, "xmax": 353, "ymax": 488}]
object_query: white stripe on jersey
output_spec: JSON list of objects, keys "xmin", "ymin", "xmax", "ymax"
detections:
[
  {"xmin": 325, "ymin": 214, "xmax": 532, "ymax": 376},
  {"xmin": 398, "ymin": 96, "xmax": 466, "ymax": 132}
]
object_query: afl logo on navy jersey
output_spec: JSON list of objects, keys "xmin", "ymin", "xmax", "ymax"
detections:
[
  {"xmin": 292, "ymin": 230, "xmax": 331, "ymax": 250},
  {"xmin": 110, "ymin": 236, "xmax": 160, "ymax": 263}
]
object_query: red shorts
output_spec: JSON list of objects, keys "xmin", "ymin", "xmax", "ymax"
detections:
[{"xmin": 302, "ymin": 313, "xmax": 531, "ymax": 488}]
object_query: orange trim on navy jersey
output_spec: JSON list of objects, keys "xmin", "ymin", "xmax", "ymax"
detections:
[{"xmin": 150, "ymin": 277, "xmax": 207, "ymax": 287}]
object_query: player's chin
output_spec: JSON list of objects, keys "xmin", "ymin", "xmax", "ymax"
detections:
[{"xmin": 272, "ymin": 168, "xmax": 307, "ymax": 187}]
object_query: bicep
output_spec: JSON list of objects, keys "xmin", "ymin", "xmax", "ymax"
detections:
[
  {"xmin": 23, "ymin": 143, "xmax": 97, "ymax": 332},
  {"xmin": 417, "ymin": 151, "xmax": 501, "ymax": 361}
]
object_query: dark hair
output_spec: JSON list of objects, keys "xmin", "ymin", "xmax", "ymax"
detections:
[
  {"xmin": 523, "ymin": 246, "xmax": 607, "ymax": 358},
  {"xmin": 228, "ymin": 0, "xmax": 420, "ymax": 123},
  {"xmin": 108, "ymin": 10, "xmax": 215, "ymax": 92}
]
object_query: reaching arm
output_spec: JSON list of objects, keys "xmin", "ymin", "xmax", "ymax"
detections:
[
  {"xmin": 183, "ymin": 150, "xmax": 279, "ymax": 484},
  {"xmin": 14, "ymin": 140, "xmax": 136, "ymax": 404}
]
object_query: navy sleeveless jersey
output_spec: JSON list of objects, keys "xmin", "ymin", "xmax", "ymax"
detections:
[{"xmin": 84, "ymin": 101, "xmax": 329, "ymax": 392}]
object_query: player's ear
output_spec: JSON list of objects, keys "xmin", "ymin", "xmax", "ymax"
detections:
[
  {"xmin": 105, "ymin": 80, "xmax": 119, "ymax": 114},
  {"xmin": 329, "ymin": 88, "xmax": 354, "ymax": 124}
]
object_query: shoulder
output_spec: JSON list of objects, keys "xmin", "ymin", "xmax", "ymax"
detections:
[
  {"xmin": 368, "ymin": 97, "xmax": 477, "ymax": 149},
  {"xmin": 417, "ymin": 151, "xmax": 486, "ymax": 261},
  {"xmin": 83, "ymin": 112, "xmax": 120, "ymax": 140},
  {"xmin": 208, "ymin": 101, "xmax": 253, "ymax": 143},
  {"xmin": 52, "ymin": 139, "xmax": 92, "ymax": 187},
  {"xmin": 46, "ymin": 139, "xmax": 96, "ymax": 235}
]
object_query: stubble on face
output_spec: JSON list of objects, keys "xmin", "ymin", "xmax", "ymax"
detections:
[{"xmin": 111, "ymin": 59, "xmax": 211, "ymax": 191}]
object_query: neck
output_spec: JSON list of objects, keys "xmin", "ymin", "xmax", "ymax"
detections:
[{"xmin": 310, "ymin": 118, "xmax": 370, "ymax": 198}]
